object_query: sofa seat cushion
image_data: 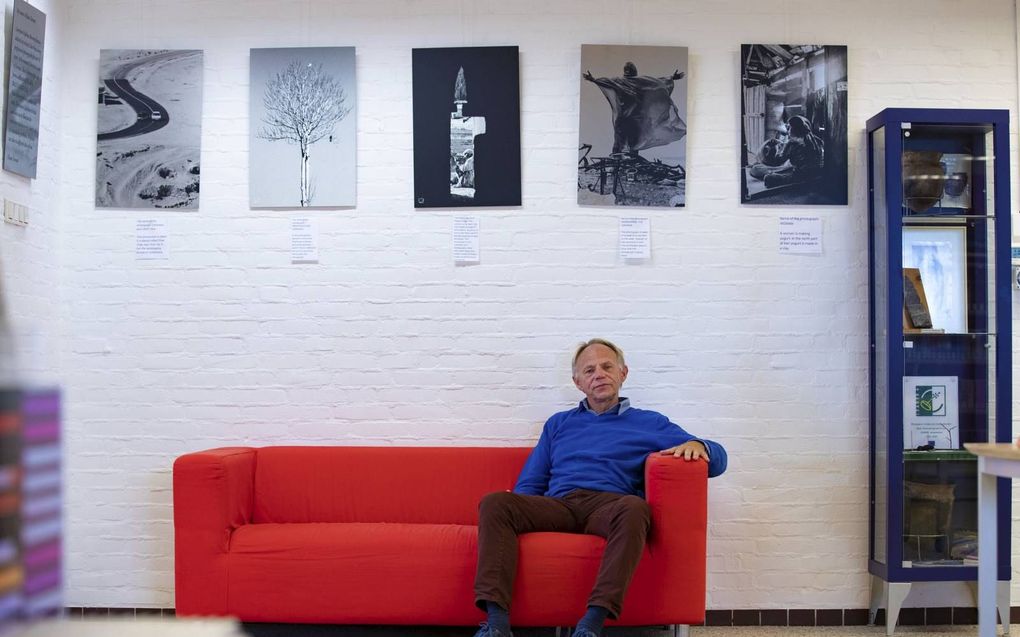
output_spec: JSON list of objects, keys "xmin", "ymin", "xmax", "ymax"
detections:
[
  {"xmin": 226, "ymin": 521, "xmax": 666, "ymax": 626},
  {"xmin": 228, "ymin": 522, "xmax": 480, "ymax": 624}
]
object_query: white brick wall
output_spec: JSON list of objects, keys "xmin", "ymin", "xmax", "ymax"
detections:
[{"xmin": 39, "ymin": 0, "xmax": 1020, "ymax": 612}]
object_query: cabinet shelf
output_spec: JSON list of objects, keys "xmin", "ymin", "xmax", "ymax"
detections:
[
  {"xmin": 902, "ymin": 214, "xmax": 996, "ymax": 221},
  {"xmin": 904, "ymin": 332, "xmax": 996, "ymax": 337},
  {"xmin": 903, "ymin": 450, "xmax": 977, "ymax": 462}
]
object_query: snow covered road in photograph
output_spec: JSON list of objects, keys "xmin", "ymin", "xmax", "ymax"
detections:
[{"xmin": 96, "ymin": 49, "xmax": 202, "ymax": 209}]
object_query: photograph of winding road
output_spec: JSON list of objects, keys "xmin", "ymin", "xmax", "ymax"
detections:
[{"xmin": 96, "ymin": 49, "xmax": 203, "ymax": 209}]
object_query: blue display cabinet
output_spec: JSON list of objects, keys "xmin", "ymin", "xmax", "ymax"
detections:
[{"xmin": 866, "ymin": 108, "xmax": 1011, "ymax": 635}]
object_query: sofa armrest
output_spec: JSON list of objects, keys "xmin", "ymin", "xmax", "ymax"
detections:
[
  {"xmin": 644, "ymin": 453, "xmax": 708, "ymax": 559},
  {"xmin": 635, "ymin": 454, "xmax": 708, "ymax": 623},
  {"xmin": 173, "ymin": 447, "xmax": 255, "ymax": 615}
]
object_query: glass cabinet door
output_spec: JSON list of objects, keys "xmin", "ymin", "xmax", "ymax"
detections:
[
  {"xmin": 898, "ymin": 122, "xmax": 995, "ymax": 569},
  {"xmin": 869, "ymin": 125, "xmax": 888, "ymax": 566},
  {"xmin": 868, "ymin": 110, "xmax": 1009, "ymax": 585}
]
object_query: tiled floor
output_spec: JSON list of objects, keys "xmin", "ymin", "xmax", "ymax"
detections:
[
  {"xmin": 241, "ymin": 626, "xmax": 990, "ymax": 637},
  {"xmin": 692, "ymin": 629, "xmax": 982, "ymax": 636}
]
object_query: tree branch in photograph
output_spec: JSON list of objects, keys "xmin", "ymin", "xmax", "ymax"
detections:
[{"xmin": 258, "ymin": 61, "xmax": 351, "ymax": 207}]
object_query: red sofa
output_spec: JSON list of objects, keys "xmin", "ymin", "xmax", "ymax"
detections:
[{"xmin": 173, "ymin": 446, "xmax": 708, "ymax": 627}]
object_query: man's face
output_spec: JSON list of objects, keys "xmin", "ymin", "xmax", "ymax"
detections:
[{"xmin": 572, "ymin": 344, "xmax": 629, "ymax": 409}]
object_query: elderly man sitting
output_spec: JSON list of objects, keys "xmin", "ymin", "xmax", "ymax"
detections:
[{"xmin": 471, "ymin": 338, "xmax": 728, "ymax": 637}]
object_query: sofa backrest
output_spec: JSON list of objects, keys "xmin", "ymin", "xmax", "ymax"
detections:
[{"xmin": 252, "ymin": 446, "xmax": 533, "ymax": 525}]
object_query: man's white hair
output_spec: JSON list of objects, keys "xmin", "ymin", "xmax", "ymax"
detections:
[{"xmin": 571, "ymin": 338, "xmax": 625, "ymax": 376}]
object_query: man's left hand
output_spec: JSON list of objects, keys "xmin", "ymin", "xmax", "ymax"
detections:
[{"xmin": 659, "ymin": 441, "xmax": 708, "ymax": 461}]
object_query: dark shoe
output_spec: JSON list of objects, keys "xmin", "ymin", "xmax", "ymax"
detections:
[
  {"xmin": 473, "ymin": 622, "xmax": 514, "ymax": 637},
  {"xmin": 571, "ymin": 629, "xmax": 600, "ymax": 637}
]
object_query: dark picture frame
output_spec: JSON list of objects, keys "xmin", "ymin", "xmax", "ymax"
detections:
[
  {"xmin": 412, "ymin": 46, "xmax": 521, "ymax": 209},
  {"xmin": 740, "ymin": 44, "xmax": 848, "ymax": 205}
]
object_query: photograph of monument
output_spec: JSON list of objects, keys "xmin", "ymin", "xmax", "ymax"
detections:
[
  {"xmin": 412, "ymin": 46, "xmax": 521, "ymax": 208},
  {"xmin": 578, "ymin": 44, "xmax": 688, "ymax": 208}
]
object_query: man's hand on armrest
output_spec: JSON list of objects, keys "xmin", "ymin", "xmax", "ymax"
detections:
[{"xmin": 658, "ymin": 440, "xmax": 708, "ymax": 462}]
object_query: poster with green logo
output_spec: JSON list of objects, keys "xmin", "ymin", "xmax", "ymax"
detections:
[{"xmin": 903, "ymin": 376, "xmax": 959, "ymax": 449}]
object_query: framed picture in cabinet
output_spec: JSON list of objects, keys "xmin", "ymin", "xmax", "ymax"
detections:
[{"xmin": 901, "ymin": 226, "xmax": 967, "ymax": 334}]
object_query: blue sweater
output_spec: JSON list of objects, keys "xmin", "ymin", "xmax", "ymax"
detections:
[{"xmin": 514, "ymin": 402, "xmax": 727, "ymax": 498}]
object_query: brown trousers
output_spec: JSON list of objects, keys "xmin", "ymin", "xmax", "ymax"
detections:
[{"xmin": 473, "ymin": 489, "xmax": 651, "ymax": 619}]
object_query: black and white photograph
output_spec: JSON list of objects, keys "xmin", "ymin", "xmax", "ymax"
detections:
[
  {"xmin": 578, "ymin": 44, "xmax": 688, "ymax": 208},
  {"xmin": 412, "ymin": 46, "xmax": 520, "ymax": 208},
  {"xmin": 250, "ymin": 47, "xmax": 356, "ymax": 208},
  {"xmin": 740, "ymin": 44, "xmax": 848, "ymax": 205},
  {"xmin": 96, "ymin": 49, "xmax": 203, "ymax": 209}
]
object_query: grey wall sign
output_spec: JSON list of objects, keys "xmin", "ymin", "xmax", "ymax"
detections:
[{"xmin": 3, "ymin": 0, "xmax": 45, "ymax": 179}]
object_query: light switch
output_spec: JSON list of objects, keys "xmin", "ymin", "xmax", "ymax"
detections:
[{"xmin": 3, "ymin": 200, "xmax": 28, "ymax": 227}]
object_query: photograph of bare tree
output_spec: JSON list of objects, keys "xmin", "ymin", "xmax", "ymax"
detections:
[
  {"xmin": 740, "ymin": 44, "xmax": 848, "ymax": 205},
  {"xmin": 250, "ymin": 47, "xmax": 356, "ymax": 209},
  {"xmin": 412, "ymin": 46, "xmax": 520, "ymax": 209},
  {"xmin": 96, "ymin": 50, "xmax": 203, "ymax": 210},
  {"xmin": 578, "ymin": 45, "xmax": 688, "ymax": 208}
]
